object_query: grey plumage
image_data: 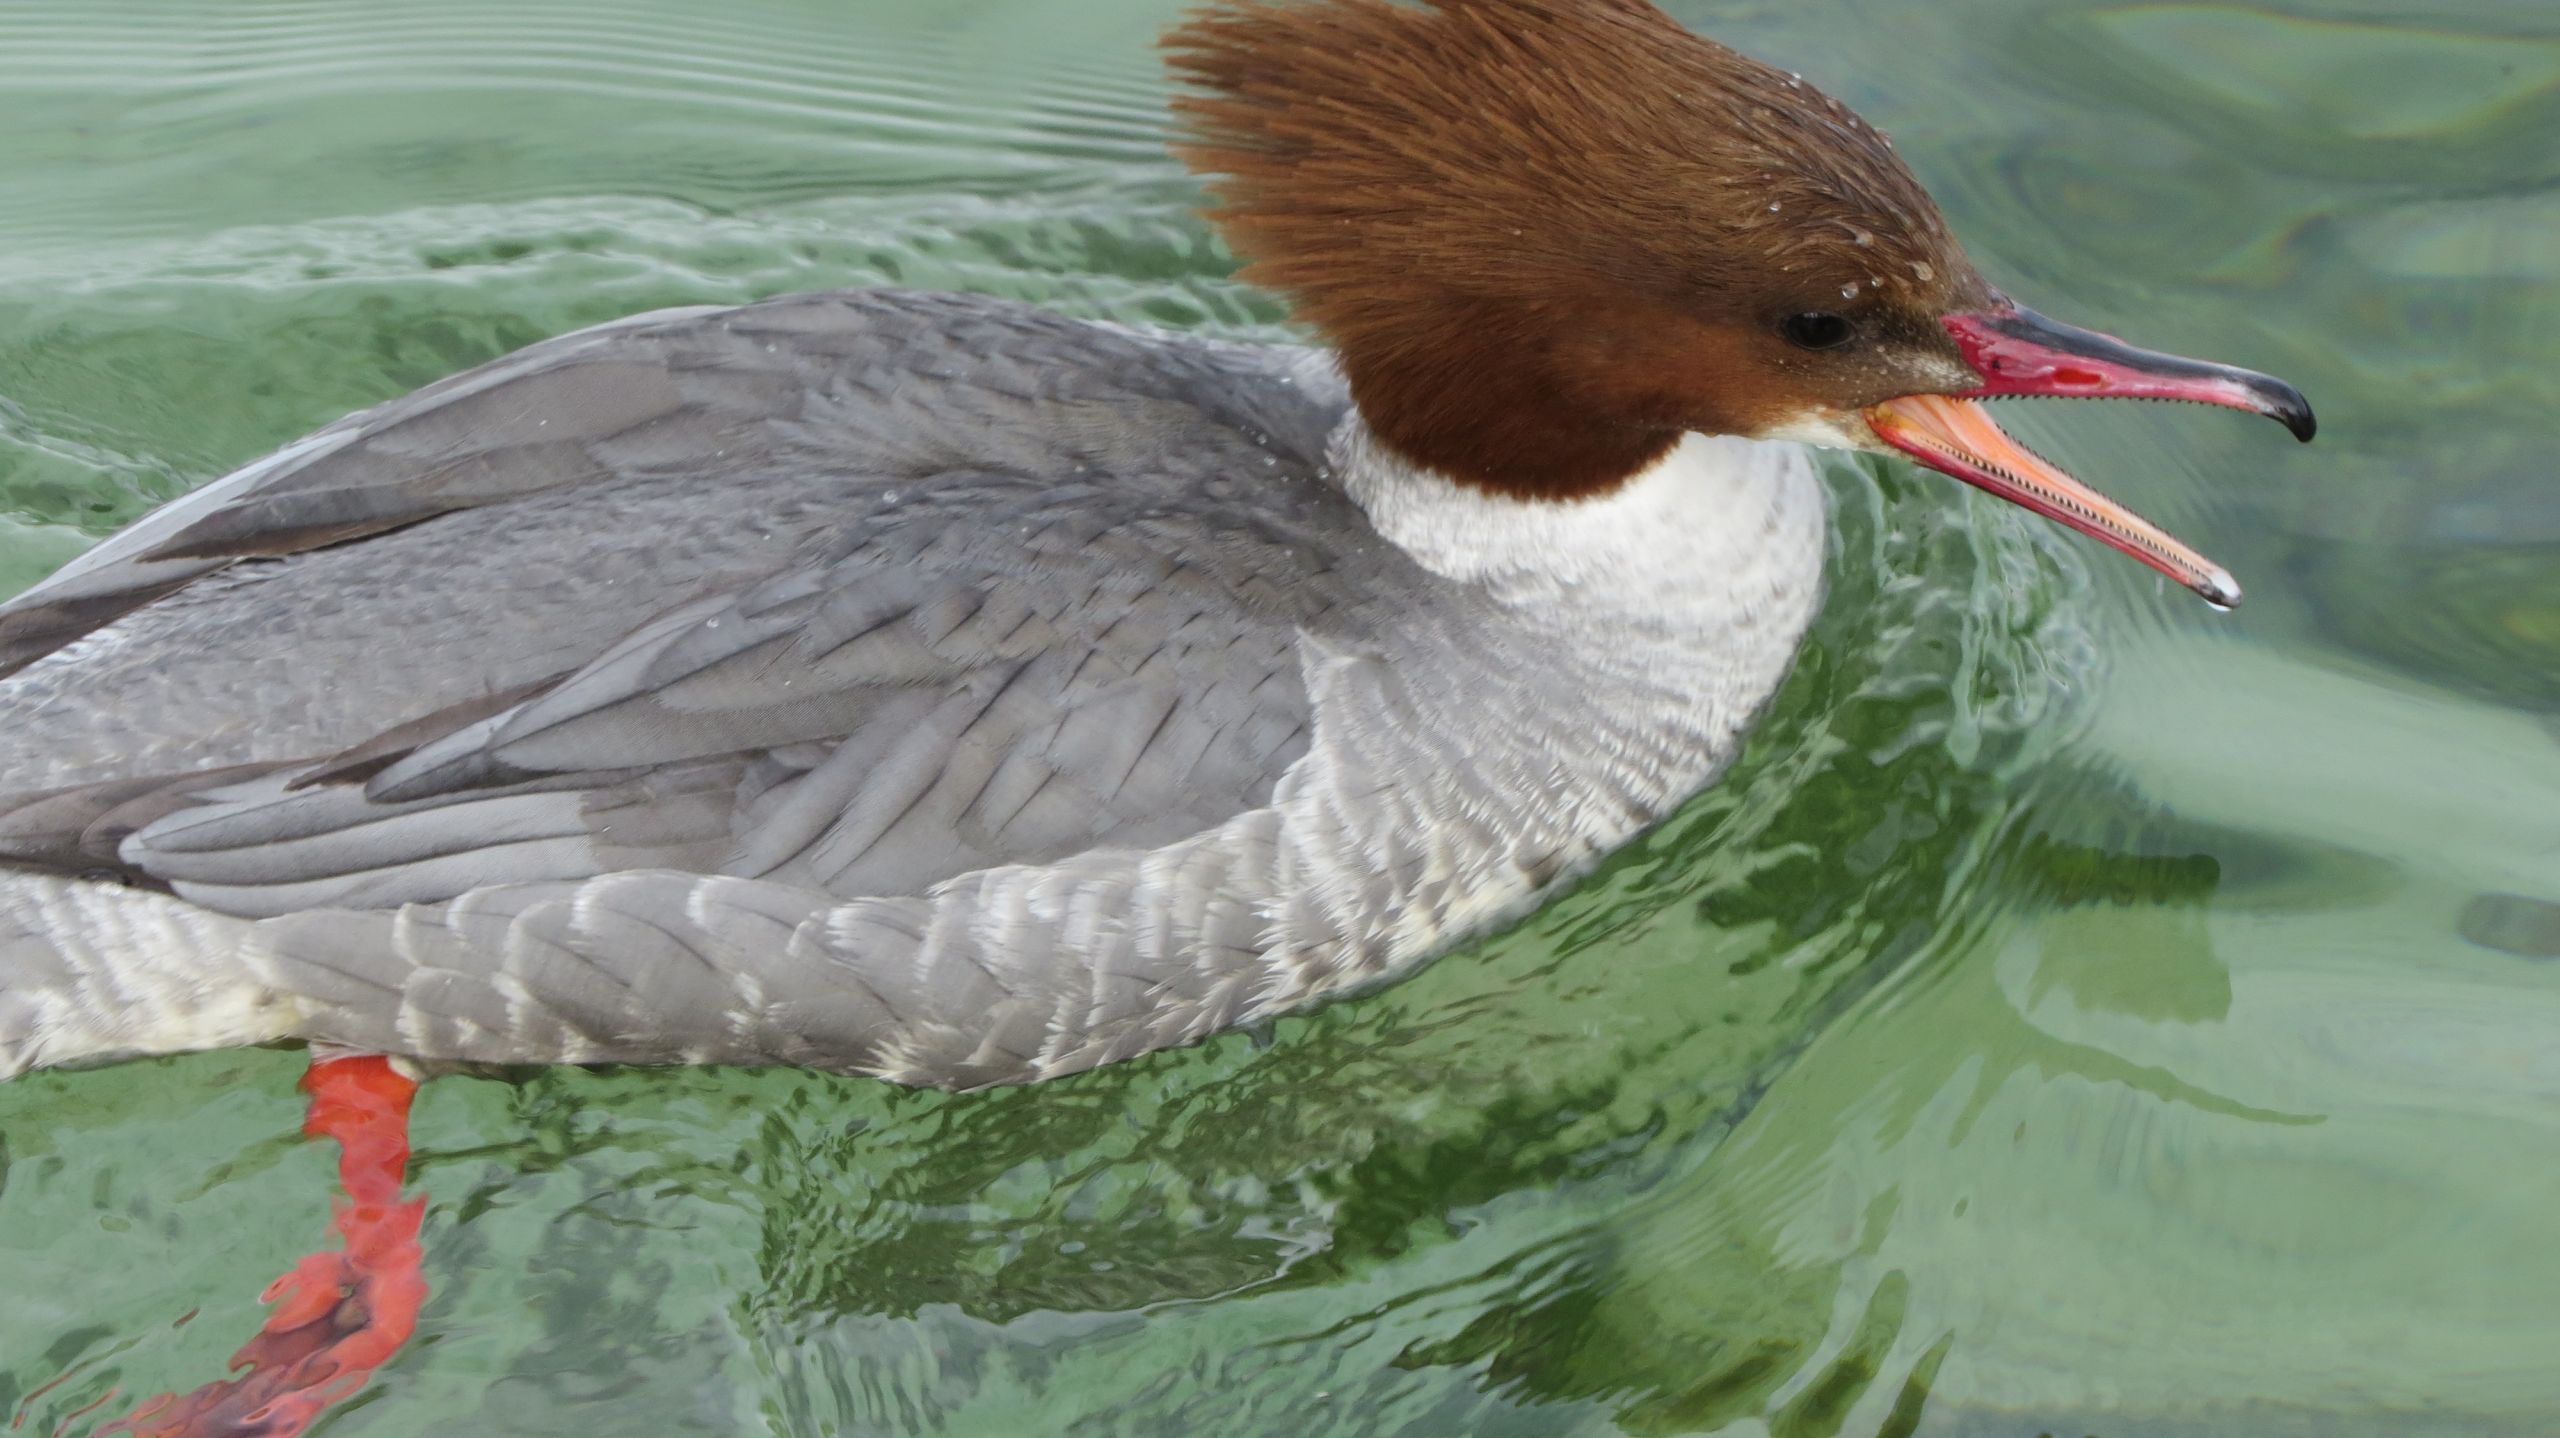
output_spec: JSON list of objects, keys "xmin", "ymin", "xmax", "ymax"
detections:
[{"xmin": 0, "ymin": 288, "xmax": 1827, "ymax": 1087}]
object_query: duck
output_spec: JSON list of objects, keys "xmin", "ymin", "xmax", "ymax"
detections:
[{"xmin": 0, "ymin": 0, "xmax": 2311, "ymax": 1428}]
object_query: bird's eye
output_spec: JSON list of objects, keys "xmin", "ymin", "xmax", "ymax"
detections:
[{"xmin": 1781, "ymin": 312, "xmax": 1855, "ymax": 351}]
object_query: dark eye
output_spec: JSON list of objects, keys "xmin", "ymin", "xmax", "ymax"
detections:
[{"xmin": 1781, "ymin": 312, "xmax": 1855, "ymax": 351}]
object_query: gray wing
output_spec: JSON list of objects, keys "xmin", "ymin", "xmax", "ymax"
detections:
[
  {"xmin": 0, "ymin": 288, "xmax": 1349, "ymax": 779},
  {"xmin": 0, "ymin": 288, "xmax": 1387, "ymax": 1085},
  {"xmin": 0, "ymin": 287, "xmax": 1366, "ymax": 910},
  {"xmin": 108, "ymin": 482, "xmax": 1335, "ymax": 918}
]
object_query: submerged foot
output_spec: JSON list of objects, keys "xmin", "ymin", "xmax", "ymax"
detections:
[{"xmin": 102, "ymin": 1056, "xmax": 426, "ymax": 1438}]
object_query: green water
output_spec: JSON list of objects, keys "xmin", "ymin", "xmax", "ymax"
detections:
[{"xmin": 0, "ymin": 0, "xmax": 2553, "ymax": 1433}]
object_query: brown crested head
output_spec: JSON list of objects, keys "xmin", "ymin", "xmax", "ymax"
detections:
[{"xmin": 1163, "ymin": 0, "xmax": 1997, "ymax": 498}]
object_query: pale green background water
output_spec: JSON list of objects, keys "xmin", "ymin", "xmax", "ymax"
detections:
[{"xmin": 0, "ymin": 1, "xmax": 2554, "ymax": 1434}]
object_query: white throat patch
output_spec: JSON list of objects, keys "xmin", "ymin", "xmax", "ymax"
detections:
[{"xmin": 1333, "ymin": 421, "xmax": 1828, "ymax": 619}]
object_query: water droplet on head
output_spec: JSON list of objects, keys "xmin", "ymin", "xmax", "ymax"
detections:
[
  {"xmin": 1768, "ymin": 202, "xmax": 1782, "ymax": 213},
  {"xmin": 1910, "ymin": 261, "xmax": 1936, "ymax": 283},
  {"xmin": 1841, "ymin": 282, "xmax": 1861, "ymax": 300},
  {"xmin": 1851, "ymin": 228, "xmax": 1874, "ymax": 248}
]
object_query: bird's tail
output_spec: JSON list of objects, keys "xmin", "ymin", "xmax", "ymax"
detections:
[{"xmin": 0, "ymin": 872, "xmax": 298, "ymax": 1080}]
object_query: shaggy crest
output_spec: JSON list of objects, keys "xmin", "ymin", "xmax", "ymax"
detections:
[{"xmin": 1164, "ymin": 0, "xmax": 1995, "ymax": 495}]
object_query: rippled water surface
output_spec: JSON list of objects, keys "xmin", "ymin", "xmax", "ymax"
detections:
[{"xmin": 1, "ymin": 1, "xmax": 2555, "ymax": 1434}]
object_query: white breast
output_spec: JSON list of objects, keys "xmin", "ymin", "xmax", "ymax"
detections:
[{"xmin": 1255, "ymin": 420, "xmax": 1831, "ymax": 995}]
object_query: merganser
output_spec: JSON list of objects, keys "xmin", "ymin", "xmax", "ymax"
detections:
[{"xmin": 0, "ymin": 0, "xmax": 2310, "ymax": 1428}]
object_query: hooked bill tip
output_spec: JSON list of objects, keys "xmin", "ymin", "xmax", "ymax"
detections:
[
  {"xmin": 2251, "ymin": 376, "xmax": 2318, "ymax": 444},
  {"xmin": 2194, "ymin": 566, "xmax": 2243, "ymax": 611}
]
